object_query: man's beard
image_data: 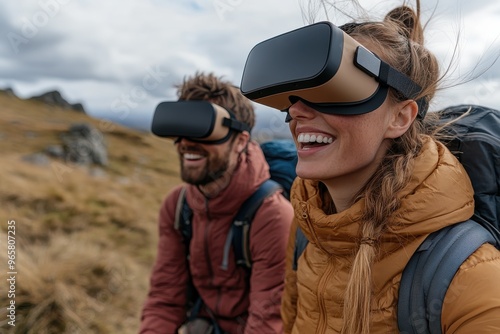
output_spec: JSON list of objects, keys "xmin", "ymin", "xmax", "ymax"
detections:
[{"xmin": 180, "ymin": 143, "xmax": 232, "ymax": 186}]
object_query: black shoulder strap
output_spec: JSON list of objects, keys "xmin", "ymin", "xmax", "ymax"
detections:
[
  {"xmin": 174, "ymin": 186, "xmax": 193, "ymax": 256},
  {"xmin": 398, "ymin": 219, "xmax": 499, "ymax": 334},
  {"xmin": 176, "ymin": 181, "xmax": 283, "ymax": 270},
  {"xmin": 221, "ymin": 179, "xmax": 282, "ymax": 270},
  {"xmin": 293, "ymin": 226, "xmax": 309, "ymax": 270}
]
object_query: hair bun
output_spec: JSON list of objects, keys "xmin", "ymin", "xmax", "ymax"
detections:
[{"xmin": 384, "ymin": 5, "xmax": 424, "ymax": 44}]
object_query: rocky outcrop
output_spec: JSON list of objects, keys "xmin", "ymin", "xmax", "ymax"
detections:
[
  {"xmin": 0, "ymin": 87, "xmax": 17, "ymax": 97},
  {"xmin": 30, "ymin": 90, "xmax": 86, "ymax": 113},
  {"xmin": 60, "ymin": 123, "xmax": 108, "ymax": 166},
  {"xmin": 23, "ymin": 123, "xmax": 108, "ymax": 172}
]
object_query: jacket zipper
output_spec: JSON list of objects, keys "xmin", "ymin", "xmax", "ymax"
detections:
[
  {"xmin": 204, "ymin": 198, "xmax": 214, "ymax": 287},
  {"xmin": 203, "ymin": 198, "xmax": 223, "ymax": 316},
  {"xmin": 204, "ymin": 198, "xmax": 213, "ymax": 278}
]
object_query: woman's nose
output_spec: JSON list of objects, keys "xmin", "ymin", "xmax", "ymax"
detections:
[{"xmin": 288, "ymin": 100, "xmax": 316, "ymax": 121}]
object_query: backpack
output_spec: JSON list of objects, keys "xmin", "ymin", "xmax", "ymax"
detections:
[
  {"xmin": 260, "ymin": 139, "xmax": 298, "ymax": 200},
  {"xmin": 292, "ymin": 105, "xmax": 500, "ymax": 333},
  {"xmin": 397, "ymin": 104, "xmax": 500, "ymax": 333},
  {"xmin": 174, "ymin": 139, "xmax": 297, "ymax": 271}
]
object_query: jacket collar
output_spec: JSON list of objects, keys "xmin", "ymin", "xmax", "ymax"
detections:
[{"xmin": 292, "ymin": 136, "xmax": 475, "ymax": 256}]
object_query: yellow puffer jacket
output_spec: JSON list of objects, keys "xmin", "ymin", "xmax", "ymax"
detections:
[{"xmin": 281, "ymin": 137, "xmax": 500, "ymax": 333}]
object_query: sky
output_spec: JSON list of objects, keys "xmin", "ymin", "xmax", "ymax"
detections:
[{"xmin": 1, "ymin": 0, "xmax": 500, "ymax": 140}]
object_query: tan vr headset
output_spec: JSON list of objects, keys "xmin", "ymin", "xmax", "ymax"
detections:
[
  {"xmin": 151, "ymin": 101, "xmax": 250, "ymax": 144},
  {"xmin": 240, "ymin": 21, "xmax": 427, "ymax": 119}
]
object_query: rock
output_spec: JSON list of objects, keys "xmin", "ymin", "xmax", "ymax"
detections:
[
  {"xmin": 61, "ymin": 123, "xmax": 108, "ymax": 166},
  {"xmin": 71, "ymin": 103, "xmax": 86, "ymax": 113},
  {"xmin": 88, "ymin": 167, "xmax": 107, "ymax": 179},
  {"xmin": 22, "ymin": 153, "xmax": 50, "ymax": 166},
  {"xmin": 0, "ymin": 87, "xmax": 17, "ymax": 97},
  {"xmin": 45, "ymin": 145, "xmax": 65, "ymax": 159},
  {"xmin": 29, "ymin": 90, "xmax": 86, "ymax": 113}
]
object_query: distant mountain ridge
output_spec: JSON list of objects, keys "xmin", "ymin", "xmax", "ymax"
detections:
[{"xmin": 0, "ymin": 87, "xmax": 86, "ymax": 113}]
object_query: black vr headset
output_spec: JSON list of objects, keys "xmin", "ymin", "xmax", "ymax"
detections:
[
  {"xmin": 151, "ymin": 100, "xmax": 250, "ymax": 144},
  {"xmin": 240, "ymin": 21, "xmax": 427, "ymax": 119}
]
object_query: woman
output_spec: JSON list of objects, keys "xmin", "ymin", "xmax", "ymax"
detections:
[{"xmin": 276, "ymin": 3, "xmax": 500, "ymax": 334}]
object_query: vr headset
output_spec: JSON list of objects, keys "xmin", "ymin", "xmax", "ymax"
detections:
[
  {"xmin": 240, "ymin": 21, "xmax": 427, "ymax": 119},
  {"xmin": 151, "ymin": 100, "xmax": 250, "ymax": 144}
]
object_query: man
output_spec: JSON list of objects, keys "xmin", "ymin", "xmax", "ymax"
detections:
[{"xmin": 139, "ymin": 72, "xmax": 293, "ymax": 334}]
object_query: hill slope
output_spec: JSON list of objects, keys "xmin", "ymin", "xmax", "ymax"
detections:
[{"xmin": 0, "ymin": 92, "xmax": 181, "ymax": 333}]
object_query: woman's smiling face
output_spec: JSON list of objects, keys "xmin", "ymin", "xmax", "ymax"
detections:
[{"xmin": 288, "ymin": 98, "xmax": 396, "ymax": 189}]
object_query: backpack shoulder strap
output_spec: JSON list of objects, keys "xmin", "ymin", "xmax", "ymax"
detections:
[
  {"xmin": 221, "ymin": 179, "xmax": 282, "ymax": 270},
  {"xmin": 398, "ymin": 219, "xmax": 499, "ymax": 334},
  {"xmin": 174, "ymin": 186, "xmax": 193, "ymax": 254},
  {"xmin": 293, "ymin": 226, "xmax": 309, "ymax": 270}
]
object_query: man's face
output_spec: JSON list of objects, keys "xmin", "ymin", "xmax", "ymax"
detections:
[{"xmin": 176, "ymin": 136, "xmax": 237, "ymax": 186}]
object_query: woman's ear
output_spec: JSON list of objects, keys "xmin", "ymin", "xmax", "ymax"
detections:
[{"xmin": 384, "ymin": 100, "xmax": 419, "ymax": 139}]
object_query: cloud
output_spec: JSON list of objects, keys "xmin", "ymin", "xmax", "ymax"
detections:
[{"xmin": 1, "ymin": 0, "xmax": 500, "ymax": 130}]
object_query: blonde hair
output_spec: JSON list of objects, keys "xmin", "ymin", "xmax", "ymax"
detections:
[
  {"xmin": 176, "ymin": 71, "xmax": 255, "ymax": 131},
  {"xmin": 336, "ymin": 3, "xmax": 440, "ymax": 334}
]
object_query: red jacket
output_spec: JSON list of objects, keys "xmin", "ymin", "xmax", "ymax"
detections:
[{"xmin": 140, "ymin": 141, "xmax": 294, "ymax": 334}]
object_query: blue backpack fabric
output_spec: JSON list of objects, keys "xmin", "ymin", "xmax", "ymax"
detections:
[
  {"xmin": 260, "ymin": 139, "xmax": 298, "ymax": 200},
  {"xmin": 292, "ymin": 105, "xmax": 500, "ymax": 334}
]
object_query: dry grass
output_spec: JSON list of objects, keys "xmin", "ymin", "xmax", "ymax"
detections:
[
  {"xmin": 0, "ymin": 233, "xmax": 148, "ymax": 333},
  {"xmin": 0, "ymin": 92, "xmax": 182, "ymax": 333}
]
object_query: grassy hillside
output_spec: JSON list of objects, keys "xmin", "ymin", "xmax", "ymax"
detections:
[{"xmin": 0, "ymin": 92, "xmax": 182, "ymax": 333}]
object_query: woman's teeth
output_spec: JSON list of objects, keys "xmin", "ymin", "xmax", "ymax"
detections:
[{"xmin": 297, "ymin": 133, "xmax": 333, "ymax": 144}]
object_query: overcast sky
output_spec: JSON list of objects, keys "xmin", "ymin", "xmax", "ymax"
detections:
[{"xmin": 1, "ymin": 0, "xmax": 500, "ymax": 137}]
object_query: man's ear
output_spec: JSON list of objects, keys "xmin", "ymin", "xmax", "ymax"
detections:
[
  {"xmin": 385, "ymin": 100, "xmax": 419, "ymax": 139},
  {"xmin": 234, "ymin": 131, "xmax": 250, "ymax": 153}
]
